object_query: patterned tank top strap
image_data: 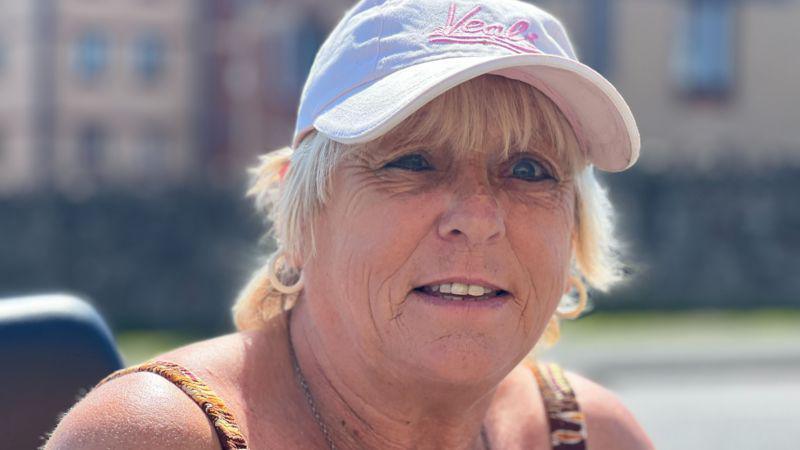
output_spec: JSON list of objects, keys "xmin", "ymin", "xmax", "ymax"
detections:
[
  {"xmin": 527, "ymin": 360, "xmax": 588, "ymax": 450},
  {"xmin": 97, "ymin": 359, "xmax": 249, "ymax": 450}
]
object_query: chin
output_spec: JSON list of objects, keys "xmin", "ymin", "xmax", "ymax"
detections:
[
  {"xmin": 396, "ymin": 330, "xmax": 518, "ymax": 387},
  {"xmin": 376, "ymin": 292, "xmax": 534, "ymax": 386}
]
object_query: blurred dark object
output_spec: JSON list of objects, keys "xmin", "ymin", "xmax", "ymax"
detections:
[
  {"xmin": 0, "ymin": 188, "xmax": 264, "ymax": 332},
  {"xmin": 599, "ymin": 166, "xmax": 800, "ymax": 310},
  {"xmin": 0, "ymin": 294, "xmax": 123, "ymax": 450}
]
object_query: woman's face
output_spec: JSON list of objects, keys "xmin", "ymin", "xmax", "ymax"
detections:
[{"xmin": 303, "ymin": 120, "xmax": 577, "ymax": 385}]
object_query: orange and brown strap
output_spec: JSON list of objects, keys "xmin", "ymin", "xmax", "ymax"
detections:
[
  {"xmin": 528, "ymin": 361, "xmax": 588, "ymax": 449},
  {"xmin": 98, "ymin": 359, "xmax": 585, "ymax": 450},
  {"xmin": 97, "ymin": 360, "xmax": 249, "ymax": 450}
]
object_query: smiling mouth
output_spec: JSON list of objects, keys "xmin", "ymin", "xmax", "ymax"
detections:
[{"xmin": 413, "ymin": 282, "xmax": 510, "ymax": 302}]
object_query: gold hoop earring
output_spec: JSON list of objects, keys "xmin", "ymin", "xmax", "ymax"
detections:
[
  {"xmin": 555, "ymin": 275, "xmax": 587, "ymax": 320},
  {"xmin": 266, "ymin": 252, "xmax": 304, "ymax": 295}
]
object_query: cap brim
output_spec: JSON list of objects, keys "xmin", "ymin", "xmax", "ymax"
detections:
[{"xmin": 296, "ymin": 54, "xmax": 640, "ymax": 172}]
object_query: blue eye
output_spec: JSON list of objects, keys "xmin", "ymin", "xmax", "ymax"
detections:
[
  {"xmin": 511, "ymin": 158, "xmax": 551, "ymax": 181},
  {"xmin": 384, "ymin": 154, "xmax": 433, "ymax": 172}
]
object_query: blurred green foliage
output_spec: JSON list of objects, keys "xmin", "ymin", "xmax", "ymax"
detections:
[
  {"xmin": 557, "ymin": 308, "xmax": 800, "ymax": 351},
  {"xmin": 116, "ymin": 330, "xmax": 205, "ymax": 365}
]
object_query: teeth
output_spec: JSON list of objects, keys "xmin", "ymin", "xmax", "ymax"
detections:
[
  {"xmin": 451, "ymin": 283, "xmax": 468, "ymax": 295},
  {"xmin": 427, "ymin": 283, "xmax": 496, "ymax": 297},
  {"xmin": 467, "ymin": 285, "xmax": 486, "ymax": 296}
]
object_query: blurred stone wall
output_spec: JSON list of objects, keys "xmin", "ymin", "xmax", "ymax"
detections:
[
  {"xmin": 0, "ymin": 167, "xmax": 797, "ymax": 330},
  {"xmin": 0, "ymin": 188, "xmax": 265, "ymax": 332},
  {"xmin": 599, "ymin": 167, "xmax": 799, "ymax": 310}
]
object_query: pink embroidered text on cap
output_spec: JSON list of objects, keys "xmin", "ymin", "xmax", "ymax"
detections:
[
  {"xmin": 429, "ymin": 3, "xmax": 541, "ymax": 55},
  {"xmin": 293, "ymin": 0, "xmax": 641, "ymax": 172}
]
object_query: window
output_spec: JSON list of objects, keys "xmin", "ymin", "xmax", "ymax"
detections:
[
  {"xmin": 291, "ymin": 15, "xmax": 326, "ymax": 86},
  {"xmin": 134, "ymin": 32, "xmax": 166, "ymax": 84},
  {"xmin": 74, "ymin": 30, "xmax": 110, "ymax": 82},
  {"xmin": 78, "ymin": 123, "xmax": 109, "ymax": 181},
  {"xmin": 582, "ymin": 0, "xmax": 613, "ymax": 78},
  {"xmin": 672, "ymin": 0, "xmax": 736, "ymax": 100},
  {"xmin": 267, "ymin": 13, "xmax": 327, "ymax": 99}
]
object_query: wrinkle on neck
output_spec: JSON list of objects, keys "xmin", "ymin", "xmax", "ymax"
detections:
[{"xmin": 287, "ymin": 302, "xmax": 496, "ymax": 450}]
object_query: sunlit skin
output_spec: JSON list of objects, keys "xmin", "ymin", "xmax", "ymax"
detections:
[{"xmin": 289, "ymin": 122, "xmax": 581, "ymax": 449}]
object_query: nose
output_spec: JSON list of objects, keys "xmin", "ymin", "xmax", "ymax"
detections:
[{"xmin": 437, "ymin": 180, "xmax": 506, "ymax": 246}]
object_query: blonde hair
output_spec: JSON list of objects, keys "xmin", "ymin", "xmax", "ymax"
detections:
[{"xmin": 233, "ymin": 75, "xmax": 626, "ymax": 344}]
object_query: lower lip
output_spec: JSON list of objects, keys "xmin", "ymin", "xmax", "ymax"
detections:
[{"xmin": 410, "ymin": 290, "xmax": 509, "ymax": 309}]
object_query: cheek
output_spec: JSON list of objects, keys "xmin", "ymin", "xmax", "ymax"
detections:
[
  {"xmin": 331, "ymin": 188, "xmax": 434, "ymax": 262},
  {"xmin": 505, "ymin": 190, "xmax": 576, "ymax": 311},
  {"xmin": 319, "ymin": 180, "xmax": 439, "ymax": 315}
]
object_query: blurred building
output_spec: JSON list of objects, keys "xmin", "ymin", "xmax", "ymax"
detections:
[
  {"xmin": 0, "ymin": 1, "xmax": 39, "ymax": 193},
  {"xmin": 542, "ymin": 0, "xmax": 800, "ymax": 171},
  {"xmin": 1, "ymin": 0, "xmax": 799, "ymax": 194},
  {"xmin": 0, "ymin": 0, "xmax": 352, "ymax": 193},
  {"xmin": 205, "ymin": 0, "xmax": 351, "ymax": 184},
  {"xmin": 53, "ymin": 0, "xmax": 199, "ymax": 193},
  {"xmin": 1, "ymin": 1, "xmax": 798, "ymax": 327},
  {"xmin": 0, "ymin": 0, "xmax": 200, "ymax": 195}
]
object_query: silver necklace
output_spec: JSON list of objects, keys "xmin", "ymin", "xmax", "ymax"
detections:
[
  {"xmin": 287, "ymin": 311, "xmax": 338, "ymax": 450},
  {"xmin": 286, "ymin": 312, "xmax": 492, "ymax": 450}
]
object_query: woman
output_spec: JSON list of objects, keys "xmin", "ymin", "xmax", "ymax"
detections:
[{"xmin": 47, "ymin": 0, "xmax": 654, "ymax": 449}]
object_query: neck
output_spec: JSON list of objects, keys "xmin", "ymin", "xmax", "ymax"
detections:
[{"xmin": 286, "ymin": 302, "xmax": 495, "ymax": 450}]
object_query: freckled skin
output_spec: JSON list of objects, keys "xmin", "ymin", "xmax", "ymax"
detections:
[{"xmin": 301, "ymin": 127, "xmax": 577, "ymax": 388}]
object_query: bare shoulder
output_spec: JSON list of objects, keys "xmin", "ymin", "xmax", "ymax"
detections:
[
  {"xmin": 44, "ymin": 370, "xmax": 221, "ymax": 450},
  {"xmin": 45, "ymin": 322, "xmax": 292, "ymax": 450},
  {"xmin": 565, "ymin": 370, "xmax": 655, "ymax": 450}
]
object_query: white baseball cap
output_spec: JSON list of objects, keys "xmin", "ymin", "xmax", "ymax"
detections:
[{"xmin": 293, "ymin": 0, "xmax": 640, "ymax": 172}]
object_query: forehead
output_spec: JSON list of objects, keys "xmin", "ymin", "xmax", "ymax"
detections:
[{"xmin": 358, "ymin": 75, "xmax": 583, "ymax": 170}]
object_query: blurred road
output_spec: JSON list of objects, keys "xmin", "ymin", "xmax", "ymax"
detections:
[{"xmin": 543, "ymin": 318, "xmax": 800, "ymax": 450}]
